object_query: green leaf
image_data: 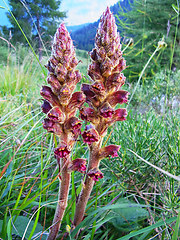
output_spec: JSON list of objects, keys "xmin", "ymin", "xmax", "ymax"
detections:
[
  {"xmin": 0, "ymin": 216, "xmax": 47, "ymax": 240},
  {"xmin": 172, "ymin": 211, "xmax": 180, "ymax": 240}
]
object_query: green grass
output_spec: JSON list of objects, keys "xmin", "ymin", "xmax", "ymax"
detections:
[{"xmin": 0, "ymin": 45, "xmax": 179, "ymax": 240}]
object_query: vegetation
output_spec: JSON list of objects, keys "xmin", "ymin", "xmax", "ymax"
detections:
[
  {"xmin": 0, "ymin": 0, "xmax": 180, "ymax": 239},
  {"xmin": 117, "ymin": 0, "xmax": 180, "ymax": 81},
  {"xmin": 2, "ymin": 0, "xmax": 66, "ymax": 60}
]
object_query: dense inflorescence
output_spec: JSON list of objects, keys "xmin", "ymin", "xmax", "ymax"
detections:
[
  {"xmin": 40, "ymin": 23, "xmax": 86, "ymax": 168},
  {"xmin": 80, "ymin": 7, "xmax": 129, "ymax": 178}
]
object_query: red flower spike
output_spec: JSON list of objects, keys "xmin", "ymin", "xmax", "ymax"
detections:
[
  {"xmin": 47, "ymin": 107, "xmax": 65, "ymax": 123},
  {"xmin": 99, "ymin": 102, "xmax": 114, "ymax": 118},
  {"xmin": 108, "ymin": 90, "xmax": 129, "ymax": 107},
  {"xmin": 82, "ymin": 127, "xmax": 99, "ymax": 144},
  {"xmin": 87, "ymin": 168, "xmax": 104, "ymax": 181},
  {"xmin": 68, "ymin": 158, "xmax": 87, "ymax": 173},
  {"xmin": 54, "ymin": 144, "xmax": 71, "ymax": 158},
  {"xmin": 99, "ymin": 145, "xmax": 121, "ymax": 160},
  {"xmin": 42, "ymin": 118, "xmax": 62, "ymax": 135},
  {"xmin": 40, "ymin": 86, "xmax": 59, "ymax": 106},
  {"xmin": 41, "ymin": 100, "xmax": 52, "ymax": 114}
]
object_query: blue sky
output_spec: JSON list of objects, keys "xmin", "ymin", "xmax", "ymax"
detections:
[{"xmin": 0, "ymin": 0, "xmax": 119, "ymax": 27}]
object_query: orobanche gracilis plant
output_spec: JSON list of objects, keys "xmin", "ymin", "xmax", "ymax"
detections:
[{"xmin": 40, "ymin": 7, "xmax": 129, "ymax": 240}]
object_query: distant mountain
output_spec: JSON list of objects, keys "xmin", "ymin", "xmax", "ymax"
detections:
[
  {"xmin": 70, "ymin": 0, "xmax": 133, "ymax": 51},
  {"xmin": 67, "ymin": 23, "xmax": 90, "ymax": 33}
]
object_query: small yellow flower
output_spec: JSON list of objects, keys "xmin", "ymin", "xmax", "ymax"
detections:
[{"xmin": 66, "ymin": 224, "xmax": 71, "ymax": 233}]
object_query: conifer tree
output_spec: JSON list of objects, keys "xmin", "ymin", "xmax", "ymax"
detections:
[
  {"xmin": 117, "ymin": 0, "xmax": 180, "ymax": 81},
  {"xmin": 7, "ymin": 0, "xmax": 66, "ymax": 60}
]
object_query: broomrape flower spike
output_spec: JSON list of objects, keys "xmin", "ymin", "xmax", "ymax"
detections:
[
  {"xmin": 73, "ymin": 6, "xmax": 129, "ymax": 232},
  {"xmin": 40, "ymin": 23, "xmax": 86, "ymax": 240}
]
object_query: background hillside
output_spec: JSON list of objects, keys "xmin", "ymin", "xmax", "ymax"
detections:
[{"xmin": 70, "ymin": 0, "xmax": 133, "ymax": 51}]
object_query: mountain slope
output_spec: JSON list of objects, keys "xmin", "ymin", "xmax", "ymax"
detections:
[{"xmin": 70, "ymin": 0, "xmax": 133, "ymax": 51}]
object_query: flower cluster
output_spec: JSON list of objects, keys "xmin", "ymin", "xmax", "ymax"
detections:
[
  {"xmin": 40, "ymin": 23, "xmax": 86, "ymax": 165},
  {"xmin": 80, "ymin": 7, "xmax": 129, "ymax": 180}
]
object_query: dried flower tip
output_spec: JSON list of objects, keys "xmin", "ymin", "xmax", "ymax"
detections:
[
  {"xmin": 87, "ymin": 168, "xmax": 104, "ymax": 181},
  {"xmin": 41, "ymin": 100, "xmax": 52, "ymax": 114},
  {"xmin": 99, "ymin": 145, "xmax": 121, "ymax": 160},
  {"xmin": 82, "ymin": 126, "xmax": 99, "ymax": 144},
  {"xmin": 54, "ymin": 144, "xmax": 71, "ymax": 158},
  {"xmin": 68, "ymin": 158, "xmax": 87, "ymax": 173}
]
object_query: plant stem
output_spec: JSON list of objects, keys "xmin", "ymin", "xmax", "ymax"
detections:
[
  {"xmin": 47, "ymin": 157, "xmax": 71, "ymax": 240},
  {"xmin": 73, "ymin": 139, "xmax": 102, "ymax": 230}
]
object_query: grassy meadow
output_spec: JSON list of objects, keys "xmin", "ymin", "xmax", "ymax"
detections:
[{"xmin": 0, "ymin": 41, "xmax": 180, "ymax": 240}]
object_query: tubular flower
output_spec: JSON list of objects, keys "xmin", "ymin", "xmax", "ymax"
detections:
[
  {"xmin": 68, "ymin": 158, "xmax": 87, "ymax": 173},
  {"xmin": 54, "ymin": 144, "xmax": 71, "ymax": 159},
  {"xmin": 87, "ymin": 168, "xmax": 104, "ymax": 182},
  {"xmin": 82, "ymin": 125, "xmax": 99, "ymax": 144},
  {"xmin": 99, "ymin": 145, "xmax": 121, "ymax": 160}
]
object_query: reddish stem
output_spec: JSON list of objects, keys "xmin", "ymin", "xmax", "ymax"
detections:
[
  {"xmin": 73, "ymin": 139, "xmax": 102, "ymax": 230},
  {"xmin": 47, "ymin": 157, "xmax": 71, "ymax": 240}
]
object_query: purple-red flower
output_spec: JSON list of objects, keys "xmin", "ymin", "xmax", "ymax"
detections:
[
  {"xmin": 108, "ymin": 90, "xmax": 129, "ymax": 107},
  {"xmin": 66, "ymin": 92, "xmax": 86, "ymax": 113},
  {"xmin": 114, "ymin": 108, "xmax": 128, "ymax": 121},
  {"xmin": 54, "ymin": 144, "xmax": 71, "ymax": 158},
  {"xmin": 40, "ymin": 86, "xmax": 59, "ymax": 106},
  {"xmin": 47, "ymin": 107, "xmax": 65, "ymax": 123},
  {"xmin": 99, "ymin": 145, "xmax": 121, "ymax": 159},
  {"xmin": 82, "ymin": 125, "xmax": 99, "ymax": 144},
  {"xmin": 68, "ymin": 158, "xmax": 87, "ymax": 173},
  {"xmin": 65, "ymin": 117, "xmax": 82, "ymax": 136},
  {"xmin": 42, "ymin": 118, "xmax": 62, "ymax": 135},
  {"xmin": 80, "ymin": 107, "xmax": 98, "ymax": 123},
  {"xmin": 41, "ymin": 100, "xmax": 52, "ymax": 114},
  {"xmin": 87, "ymin": 168, "xmax": 104, "ymax": 181},
  {"xmin": 99, "ymin": 103, "xmax": 114, "ymax": 118}
]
